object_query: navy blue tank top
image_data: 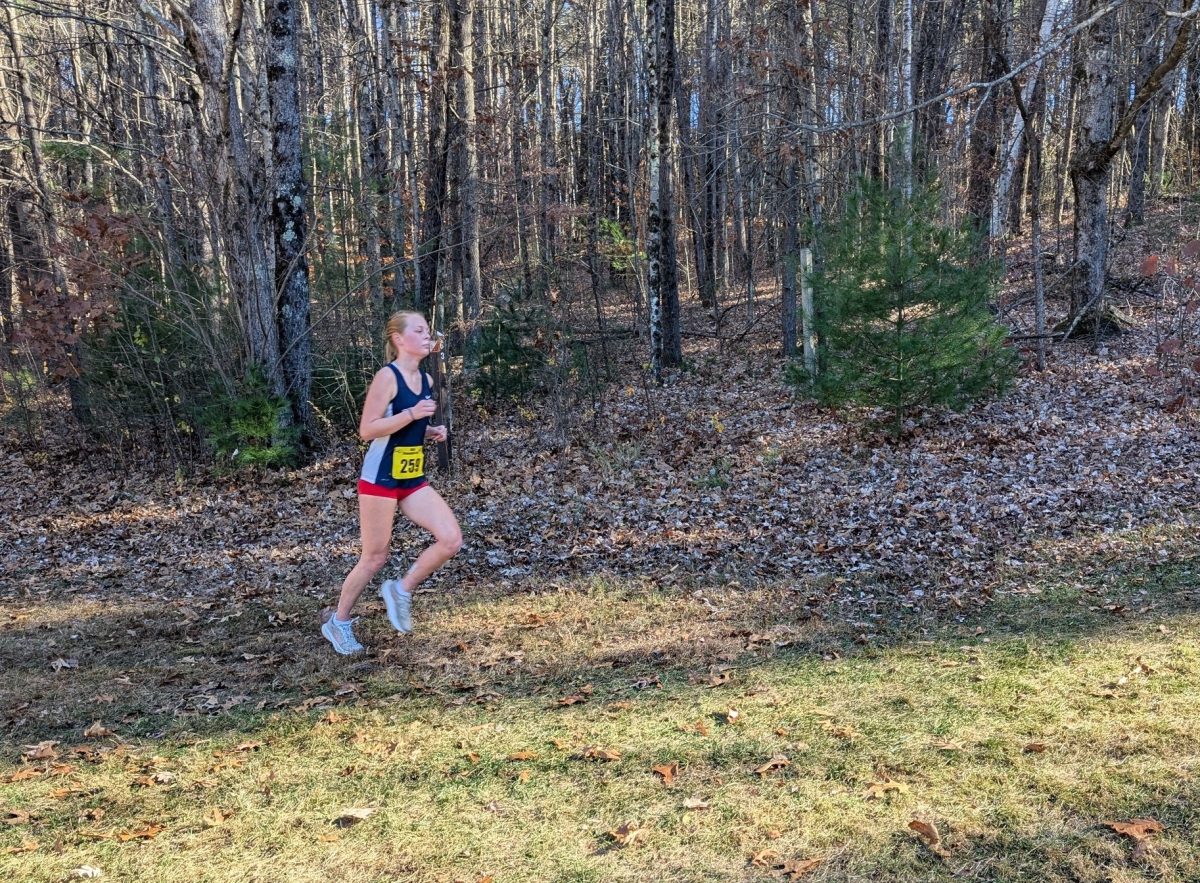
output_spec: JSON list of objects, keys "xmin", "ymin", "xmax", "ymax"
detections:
[{"xmin": 359, "ymin": 364, "xmax": 432, "ymax": 488}]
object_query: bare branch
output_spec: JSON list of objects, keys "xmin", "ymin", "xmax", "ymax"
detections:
[{"xmin": 774, "ymin": 0, "xmax": 1127, "ymax": 136}]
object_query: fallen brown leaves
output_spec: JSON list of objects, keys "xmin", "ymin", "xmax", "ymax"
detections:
[
  {"xmin": 755, "ymin": 754, "xmax": 790, "ymax": 777},
  {"xmin": 554, "ymin": 684, "xmax": 594, "ymax": 707},
  {"xmin": 862, "ymin": 777, "xmax": 910, "ymax": 800},
  {"xmin": 909, "ymin": 819, "xmax": 949, "ymax": 858},
  {"xmin": 82, "ymin": 721, "xmax": 115, "ymax": 739},
  {"xmin": 606, "ymin": 821, "xmax": 649, "ymax": 848},
  {"xmin": 772, "ymin": 858, "xmax": 822, "ymax": 880},
  {"xmin": 1104, "ymin": 818, "xmax": 1166, "ymax": 859},
  {"xmin": 116, "ymin": 823, "xmax": 164, "ymax": 842},
  {"xmin": 2, "ymin": 282, "xmax": 1198, "ymax": 669},
  {"xmin": 22, "ymin": 741, "xmax": 58, "ymax": 761},
  {"xmin": 652, "ymin": 762, "xmax": 679, "ymax": 784},
  {"xmin": 202, "ymin": 807, "xmax": 234, "ymax": 827},
  {"xmin": 574, "ymin": 746, "xmax": 621, "ymax": 762},
  {"xmin": 750, "ymin": 851, "xmax": 822, "ymax": 879}
]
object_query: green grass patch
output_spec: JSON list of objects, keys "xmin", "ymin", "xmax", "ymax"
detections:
[{"xmin": 2, "ymin": 560, "xmax": 1200, "ymax": 881}]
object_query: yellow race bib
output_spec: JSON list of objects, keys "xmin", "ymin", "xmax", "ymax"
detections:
[{"xmin": 391, "ymin": 445, "xmax": 424, "ymax": 480}]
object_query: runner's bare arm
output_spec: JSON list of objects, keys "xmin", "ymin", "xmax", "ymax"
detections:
[{"xmin": 359, "ymin": 369, "xmax": 411, "ymax": 441}]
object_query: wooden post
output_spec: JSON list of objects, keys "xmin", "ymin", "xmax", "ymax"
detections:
[
  {"xmin": 430, "ymin": 299, "xmax": 453, "ymax": 474},
  {"xmin": 800, "ymin": 247, "xmax": 816, "ymax": 377}
]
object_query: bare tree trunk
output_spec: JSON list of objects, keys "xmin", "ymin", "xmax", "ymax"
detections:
[
  {"xmin": 648, "ymin": 0, "xmax": 681, "ymax": 381},
  {"xmin": 1010, "ymin": 65, "xmax": 1049, "ymax": 369},
  {"xmin": 267, "ymin": 0, "xmax": 314, "ymax": 438},
  {"xmin": 139, "ymin": 34, "xmax": 182, "ymax": 274},
  {"xmin": 454, "ymin": 0, "xmax": 482, "ymax": 355},
  {"xmin": 172, "ymin": 0, "xmax": 285, "ymax": 396},
  {"xmin": 1, "ymin": 2, "xmax": 89, "ymax": 419},
  {"xmin": 398, "ymin": 2, "xmax": 425, "ymax": 308},
  {"xmin": 899, "ymin": 0, "xmax": 914, "ymax": 197},
  {"xmin": 507, "ymin": 1, "xmax": 535, "ymax": 295},
  {"xmin": 418, "ymin": 0, "xmax": 452, "ymax": 313},
  {"xmin": 1148, "ymin": 84, "xmax": 1176, "ymax": 199},
  {"xmin": 1186, "ymin": 43, "xmax": 1200, "ymax": 185},
  {"xmin": 967, "ymin": 0, "xmax": 1008, "ymax": 234},
  {"xmin": 1070, "ymin": 2, "xmax": 1119, "ymax": 322},
  {"xmin": 688, "ymin": 0, "xmax": 729, "ymax": 313},
  {"xmin": 779, "ymin": 0, "xmax": 813, "ymax": 357},
  {"xmin": 0, "ymin": 219, "xmax": 11, "ymax": 346},
  {"xmin": 0, "ymin": 55, "xmax": 14, "ymax": 342},
  {"xmin": 873, "ymin": 0, "xmax": 895, "ymax": 181},
  {"xmin": 992, "ymin": 0, "xmax": 1062, "ymax": 239},
  {"xmin": 1070, "ymin": 0, "xmax": 1194, "ymax": 323},
  {"xmin": 1054, "ymin": 35, "xmax": 1081, "ymax": 235},
  {"xmin": 583, "ymin": 0, "xmax": 612, "ymax": 382},
  {"xmin": 675, "ymin": 76, "xmax": 711, "ymax": 310},
  {"xmin": 538, "ymin": 0, "xmax": 560, "ymax": 280},
  {"xmin": 701, "ymin": 0, "xmax": 728, "ymax": 313},
  {"xmin": 913, "ymin": 0, "xmax": 968, "ymax": 179},
  {"xmin": 1126, "ymin": 2, "xmax": 1177, "ymax": 226},
  {"xmin": 379, "ymin": 0, "xmax": 410, "ymax": 310},
  {"xmin": 0, "ymin": 65, "xmax": 35, "ymax": 349},
  {"xmin": 345, "ymin": 0, "xmax": 384, "ymax": 321}
]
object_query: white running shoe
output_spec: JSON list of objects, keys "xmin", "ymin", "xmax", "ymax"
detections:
[
  {"xmin": 321, "ymin": 615, "xmax": 364, "ymax": 655},
  {"xmin": 381, "ymin": 579, "xmax": 413, "ymax": 634}
]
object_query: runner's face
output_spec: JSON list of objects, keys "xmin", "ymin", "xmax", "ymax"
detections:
[{"xmin": 394, "ymin": 318, "xmax": 431, "ymax": 356}]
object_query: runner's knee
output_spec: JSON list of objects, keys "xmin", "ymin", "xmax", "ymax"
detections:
[
  {"xmin": 436, "ymin": 528, "xmax": 463, "ymax": 557},
  {"xmin": 361, "ymin": 550, "xmax": 390, "ymax": 573}
]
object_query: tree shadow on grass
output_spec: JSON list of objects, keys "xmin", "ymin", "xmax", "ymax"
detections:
[
  {"xmin": 2, "ymin": 539, "xmax": 1200, "ymax": 883},
  {"xmin": 1, "ymin": 527, "xmax": 1197, "ymax": 758}
]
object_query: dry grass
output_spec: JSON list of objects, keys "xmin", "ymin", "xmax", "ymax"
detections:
[{"xmin": 3, "ymin": 539, "xmax": 1200, "ymax": 882}]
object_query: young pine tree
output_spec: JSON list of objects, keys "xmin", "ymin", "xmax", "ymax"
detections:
[{"xmin": 794, "ymin": 180, "xmax": 1016, "ymax": 435}]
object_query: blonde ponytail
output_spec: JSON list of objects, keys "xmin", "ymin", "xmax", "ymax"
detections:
[{"xmin": 383, "ymin": 311, "xmax": 424, "ymax": 361}]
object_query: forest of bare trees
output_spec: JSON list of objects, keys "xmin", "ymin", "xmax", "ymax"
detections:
[{"xmin": 2, "ymin": 0, "xmax": 1198, "ymax": 463}]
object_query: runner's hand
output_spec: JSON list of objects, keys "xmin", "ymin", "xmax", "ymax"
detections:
[
  {"xmin": 426, "ymin": 424, "xmax": 448, "ymax": 443},
  {"xmin": 410, "ymin": 398, "xmax": 437, "ymax": 420}
]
